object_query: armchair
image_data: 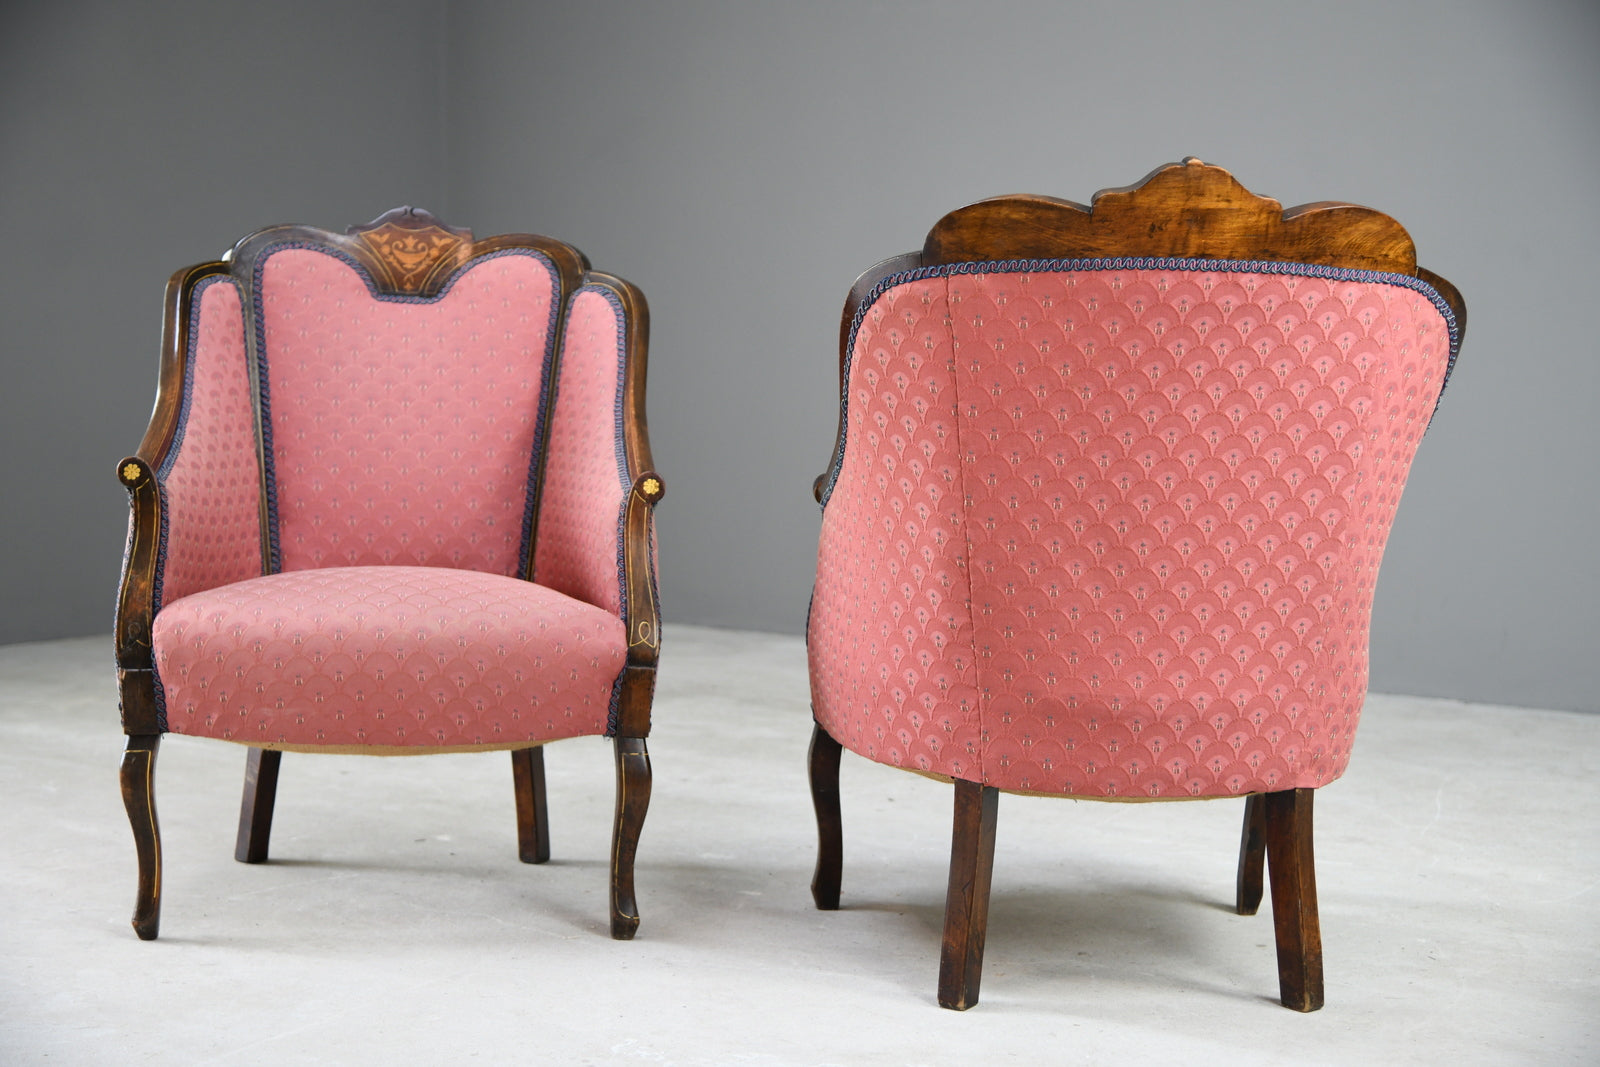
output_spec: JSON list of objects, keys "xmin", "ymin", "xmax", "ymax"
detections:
[
  {"xmin": 114, "ymin": 208, "xmax": 663, "ymax": 940},
  {"xmin": 807, "ymin": 160, "xmax": 1464, "ymax": 1010}
]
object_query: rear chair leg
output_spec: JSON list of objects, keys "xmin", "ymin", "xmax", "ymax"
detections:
[
  {"xmin": 512, "ymin": 746, "xmax": 551, "ymax": 864},
  {"xmin": 1264, "ymin": 788, "xmax": 1324, "ymax": 1011},
  {"xmin": 235, "ymin": 748, "xmax": 282, "ymax": 863},
  {"xmin": 610, "ymin": 736, "xmax": 651, "ymax": 940},
  {"xmin": 808, "ymin": 723, "xmax": 843, "ymax": 910},
  {"xmin": 1236, "ymin": 792, "xmax": 1266, "ymax": 915},
  {"xmin": 120, "ymin": 734, "xmax": 162, "ymax": 940},
  {"xmin": 938, "ymin": 779, "xmax": 999, "ymax": 1010}
]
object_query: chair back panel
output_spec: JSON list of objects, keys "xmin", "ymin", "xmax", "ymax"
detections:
[
  {"xmin": 156, "ymin": 277, "xmax": 265, "ymax": 609},
  {"xmin": 532, "ymin": 287, "xmax": 631, "ymax": 614},
  {"xmin": 811, "ymin": 264, "xmax": 1453, "ymax": 797},
  {"xmin": 256, "ymin": 247, "xmax": 559, "ymax": 575}
]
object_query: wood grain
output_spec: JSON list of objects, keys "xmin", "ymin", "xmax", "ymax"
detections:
[
  {"xmin": 234, "ymin": 747, "xmax": 282, "ymax": 864},
  {"xmin": 937, "ymin": 780, "xmax": 999, "ymax": 1010}
]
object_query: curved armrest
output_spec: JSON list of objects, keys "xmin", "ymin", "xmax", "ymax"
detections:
[
  {"xmin": 816, "ymin": 251, "xmax": 922, "ymax": 508},
  {"xmin": 114, "ymin": 264, "xmax": 218, "ymax": 734},
  {"xmin": 116, "ymin": 264, "xmax": 220, "ymax": 680},
  {"xmin": 114, "ymin": 266, "xmax": 266, "ymax": 733}
]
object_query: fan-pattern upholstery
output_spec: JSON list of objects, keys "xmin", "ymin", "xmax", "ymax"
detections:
[
  {"xmin": 257, "ymin": 247, "xmax": 558, "ymax": 575},
  {"xmin": 114, "ymin": 208, "xmax": 662, "ymax": 942},
  {"xmin": 153, "ymin": 566, "xmax": 626, "ymax": 751},
  {"xmin": 154, "ymin": 277, "xmax": 263, "ymax": 611},
  {"xmin": 534, "ymin": 286, "xmax": 634, "ymax": 615},
  {"xmin": 811, "ymin": 266, "xmax": 1453, "ymax": 797}
]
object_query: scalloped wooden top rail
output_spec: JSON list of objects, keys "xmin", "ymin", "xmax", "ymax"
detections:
[
  {"xmin": 224, "ymin": 207, "xmax": 480, "ymax": 298},
  {"xmin": 925, "ymin": 158, "xmax": 1413, "ymax": 272},
  {"xmin": 919, "ymin": 158, "xmax": 1463, "ymax": 331}
]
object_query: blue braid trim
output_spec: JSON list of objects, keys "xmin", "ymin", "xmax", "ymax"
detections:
[
  {"xmin": 152, "ymin": 274, "xmax": 231, "ymax": 614},
  {"xmin": 819, "ymin": 256, "xmax": 1464, "ymax": 508},
  {"xmin": 605, "ymin": 664, "xmax": 627, "ymax": 738},
  {"xmin": 149, "ymin": 273, "xmax": 239, "ymax": 730},
  {"xmin": 575, "ymin": 284, "xmax": 636, "ymax": 736},
  {"xmin": 250, "ymin": 243, "xmax": 560, "ymax": 573}
]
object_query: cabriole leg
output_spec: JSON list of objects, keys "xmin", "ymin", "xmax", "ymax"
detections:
[
  {"xmin": 808, "ymin": 723, "xmax": 843, "ymax": 910},
  {"xmin": 1264, "ymin": 787, "xmax": 1324, "ymax": 1011},
  {"xmin": 1237, "ymin": 792, "xmax": 1266, "ymax": 915},
  {"xmin": 610, "ymin": 736, "xmax": 652, "ymax": 940},
  {"xmin": 937, "ymin": 779, "xmax": 999, "ymax": 1010},
  {"xmin": 235, "ymin": 748, "xmax": 282, "ymax": 864},
  {"xmin": 120, "ymin": 734, "xmax": 162, "ymax": 940}
]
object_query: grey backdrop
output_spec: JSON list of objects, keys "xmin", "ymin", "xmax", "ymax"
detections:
[{"xmin": 4, "ymin": 1, "xmax": 1597, "ymax": 712}]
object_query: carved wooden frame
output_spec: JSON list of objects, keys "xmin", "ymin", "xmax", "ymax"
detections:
[
  {"xmin": 114, "ymin": 207, "xmax": 662, "ymax": 941},
  {"xmin": 808, "ymin": 160, "xmax": 1465, "ymax": 1013}
]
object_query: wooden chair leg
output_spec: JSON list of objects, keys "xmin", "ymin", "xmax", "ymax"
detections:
[
  {"xmin": 937, "ymin": 779, "xmax": 999, "ymax": 1010},
  {"xmin": 1236, "ymin": 792, "xmax": 1266, "ymax": 915},
  {"xmin": 808, "ymin": 723, "xmax": 843, "ymax": 910},
  {"xmin": 512, "ymin": 746, "xmax": 551, "ymax": 864},
  {"xmin": 120, "ymin": 734, "xmax": 162, "ymax": 940},
  {"xmin": 1263, "ymin": 787, "xmax": 1325, "ymax": 1011},
  {"xmin": 609, "ymin": 736, "xmax": 651, "ymax": 940},
  {"xmin": 234, "ymin": 748, "xmax": 282, "ymax": 864}
]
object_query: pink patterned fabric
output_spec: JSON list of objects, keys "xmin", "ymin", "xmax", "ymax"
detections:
[
  {"xmin": 158, "ymin": 279, "xmax": 264, "ymax": 609},
  {"xmin": 532, "ymin": 288, "xmax": 629, "ymax": 615},
  {"xmin": 810, "ymin": 268, "xmax": 1451, "ymax": 798},
  {"xmin": 153, "ymin": 566, "xmax": 625, "ymax": 749},
  {"xmin": 259, "ymin": 248, "xmax": 556, "ymax": 575}
]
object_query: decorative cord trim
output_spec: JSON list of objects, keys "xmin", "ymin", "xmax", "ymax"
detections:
[
  {"xmin": 605, "ymin": 659, "xmax": 627, "ymax": 738},
  {"xmin": 584, "ymin": 285, "xmax": 636, "ymax": 735},
  {"xmin": 819, "ymin": 256, "xmax": 1464, "ymax": 508},
  {"xmin": 250, "ymin": 244, "xmax": 561, "ymax": 574}
]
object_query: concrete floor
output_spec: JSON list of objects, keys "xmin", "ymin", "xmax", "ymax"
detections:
[{"xmin": 2, "ymin": 625, "xmax": 1596, "ymax": 1065}]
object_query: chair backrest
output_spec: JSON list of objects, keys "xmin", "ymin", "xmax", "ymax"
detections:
[
  {"xmin": 146, "ymin": 207, "xmax": 641, "ymax": 610},
  {"xmin": 810, "ymin": 161, "xmax": 1463, "ymax": 799}
]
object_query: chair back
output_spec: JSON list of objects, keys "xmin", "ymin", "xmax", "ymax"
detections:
[{"xmin": 809, "ymin": 161, "xmax": 1462, "ymax": 798}]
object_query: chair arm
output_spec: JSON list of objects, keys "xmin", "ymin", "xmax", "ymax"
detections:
[
  {"xmin": 817, "ymin": 251, "xmax": 922, "ymax": 508},
  {"xmin": 622, "ymin": 471, "xmax": 664, "ymax": 663},
  {"xmin": 115, "ymin": 264, "xmax": 210, "ymax": 680},
  {"xmin": 114, "ymin": 267, "xmax": 265, "ymax": 732}
]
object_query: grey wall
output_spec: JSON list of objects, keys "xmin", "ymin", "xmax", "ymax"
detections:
[
  {"xmin": 0, "ymin": 0, "xmax": 448, "ymax": 643},
  {"xmin": 444, "ymin": 0, "xmax": 1600, "ymax": 713},
  {"xmin": 5, "ymin": 1, "xmax": 1599, "ymax": 713}
]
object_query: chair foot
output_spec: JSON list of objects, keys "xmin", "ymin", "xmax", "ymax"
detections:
[
  {"xmin": 808, "ymin": 723, "xmax": 843, "ymax": 910},
  {"xmin": 512, "ymin": 747, "xmax": 551, "ymax": 864},
  {"xmin": 937, "ymin": 779, "xmax": 999, "ymax": 1010},
  {"xmin": 1236, "ymin": 792, "xmax": 1266, "ymax": 915},
  {"xmin": 234, "ymin": 748, "xmax": 281, "ymax": 864},
  {"xmin": 120, "ymin": 734, "xmax": 162, "ymax": 940},
  {"xmin": 1263, "ymin": 788, "xmax": 1324, "ymax": 1011},
  {"xmin": 610, "ymin": 736, "xmax": 651, "ymax": 940}
]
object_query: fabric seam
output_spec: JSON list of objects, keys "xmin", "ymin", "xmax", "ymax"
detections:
[{"xmin": 942, "ymin": 273, "xmax": 987, "ymax": 785}]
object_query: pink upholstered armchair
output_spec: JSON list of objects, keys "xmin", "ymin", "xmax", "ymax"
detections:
[
  {"xmin": 807, "ymin": 160, "xmax": 1464, "ymax": 1010},
  {"xmin": 114, "ymin": 208, "xmax": 663, "ymax": 940}
]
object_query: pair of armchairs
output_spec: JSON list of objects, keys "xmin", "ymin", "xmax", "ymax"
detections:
[{"xmin": 114, "ymin": 161, "xmax": 1461, "ymax": 1014}]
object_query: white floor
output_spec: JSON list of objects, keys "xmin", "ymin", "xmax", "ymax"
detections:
[{"xmin": 2, "ymin": 625, "xmax": 1596, "ymax": 1065}]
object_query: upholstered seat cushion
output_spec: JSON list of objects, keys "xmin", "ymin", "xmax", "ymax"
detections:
[{"xmin": 152, "ymin": 566, "xmax": 626, "ymax": 752}]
